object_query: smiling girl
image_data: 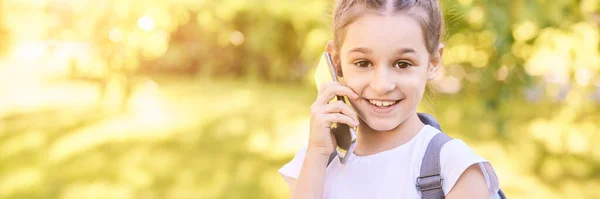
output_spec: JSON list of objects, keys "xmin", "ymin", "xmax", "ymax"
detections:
[{"xmin": 279, "ymin": 0, "xmax": 500, "ymax": 198}]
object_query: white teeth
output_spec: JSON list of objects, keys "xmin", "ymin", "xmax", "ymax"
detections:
[{"xmin": 368, "ymin": 99, "xmax": 397, "ymax": 107}]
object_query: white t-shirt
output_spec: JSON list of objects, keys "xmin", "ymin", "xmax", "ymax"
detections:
[{"xmin": 278, "ymin": 125, "xmax": 500, "ymax": 199}]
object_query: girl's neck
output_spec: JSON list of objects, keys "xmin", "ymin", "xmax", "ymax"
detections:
[{"xmin": 353, "ymin": 113, "xmax": 425, "ymax": 156}]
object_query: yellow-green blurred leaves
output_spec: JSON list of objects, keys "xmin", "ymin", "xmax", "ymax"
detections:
[
  {"xmin": 580, "ymin": 0, "xmax": 600, "ymax": 14},
  {"xmin": 467, "ymin": 6, "xmax": 485, "ymax": 28},
  {"xmin": 458, "ymin": 0, "xmax": 473, "ymax": 6},
  {"xmin": 540, "ymin": 157, "xmax": 563, "ymax": 181},
  {"xmin": 140, "ymin": 30, "xmax": 170, "ymax": 59},
  {"xmin": 443, "ymin": 31, "xmax": 495, "ymax": 68},
  {"xmin": 302, "ymin": 28, "xmax": 330, "ymax": 62},
  {"xmin": 118, "ymin": 150, "xmax": 153, "ymax": 189},
  {"xmin": 513, "ymin": 21, "xmax": 539, "ymax": 43},
  {"xmin": 196, "ymin": 12, "xmax": 218, "ymax": 34},
  {"xmin": 214, "ymin": 0, "xmax": 248, "ymax": 22},
  {"xmin": 529, "ymin": 119, "xmax": 566, "ymax": 154},
  {"xmin": 59, "ymin": 182, "xmax": 134, "ymax": 199},
  {"xmin": 0, "ymin": 168, "xmax": 42, "ymax": 198},
  {"xmin": 524, "ymin": 22, "xmax": 600, "ymax": 84},
  {"xmin": 571, "ymin": 22, "xmax": 600, "ymax": 72}
]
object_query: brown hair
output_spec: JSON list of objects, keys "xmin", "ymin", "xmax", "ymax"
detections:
[{"xmin": 333, "ymin": 0, "xmax": 444, "ymax": 55}]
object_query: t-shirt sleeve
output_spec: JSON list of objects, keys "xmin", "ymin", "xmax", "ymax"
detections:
[
  {"xmin": 278, "ymin": 145, "xmax": 308, "ymax": 185},
  {"xmin": 440, "ymin": 139, "xmax": 500, "ymax": 198}
]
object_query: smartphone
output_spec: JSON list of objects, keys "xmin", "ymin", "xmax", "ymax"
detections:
[{"xmin": 314, "ymin": 52, "xmax": 357, "ymax": 164}]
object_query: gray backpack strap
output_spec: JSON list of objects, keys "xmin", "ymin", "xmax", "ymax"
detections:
[
  {"xmin": 417, "ymin": 132, "xmax": 452, "ymax": 199},
  {"xmin": 418, "ymin": 113, "xmax": 442, "ymax": 132}
]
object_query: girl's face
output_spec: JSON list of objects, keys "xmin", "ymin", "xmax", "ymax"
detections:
[{"xmin": 330, "ymin": 12, "xmax": 442, "ymax": 131}]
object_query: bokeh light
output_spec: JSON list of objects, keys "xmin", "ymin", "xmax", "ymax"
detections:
[{"xmin": 137, "ymin": 16, "xmax": 155, "ymax": 32}]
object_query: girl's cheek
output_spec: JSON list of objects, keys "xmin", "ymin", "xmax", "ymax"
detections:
[{"xmin": 344, "ymin": 77, "xmax": 366, "ymax": 94}]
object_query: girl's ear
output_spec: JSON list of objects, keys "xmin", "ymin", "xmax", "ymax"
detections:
[
  {"xmin": 326, "ymin": 40, "xmax": 343, "ymax": 77},
  {"xmin": 428, "ymin": 44, "xmax": 444, "ymax": 80}
]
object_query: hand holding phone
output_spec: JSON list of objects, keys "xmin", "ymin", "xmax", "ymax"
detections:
[{"xmin": 310, "ymin": 52, "xmax": 358, "ymax": 164}]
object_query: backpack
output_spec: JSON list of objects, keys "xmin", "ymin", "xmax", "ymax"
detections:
[{"xmin": 326, "ymin": 113, "xmax": 507, "ymax": 199}]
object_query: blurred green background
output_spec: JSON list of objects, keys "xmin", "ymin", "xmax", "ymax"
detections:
[{"xmin": 0, "ymin": 0, "xmax": 599, "ymax": 198}]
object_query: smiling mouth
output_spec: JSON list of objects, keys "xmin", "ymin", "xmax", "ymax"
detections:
[{"xmin": 366, "ymin": 99, "xmax": 401, "ymax": 107}]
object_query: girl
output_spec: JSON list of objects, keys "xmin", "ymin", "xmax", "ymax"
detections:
[{"xmin": 279, "ymin": 0, "xmax": 500, "ymax": 198}]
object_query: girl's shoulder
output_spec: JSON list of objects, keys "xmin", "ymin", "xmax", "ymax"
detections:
[{"xmin": 430, "ymin": 128, "xmax": 501, "ymax": 197}]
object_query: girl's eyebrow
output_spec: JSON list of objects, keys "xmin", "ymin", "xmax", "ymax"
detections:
[
  {"xmin": 348, "ymin": 47, "xmax": 372, "ymax": 54},
  {"xmin": 397, "ymin": 48, "xmax": 416, "ymax": 55},
  {"xmin": 348, "ymin": 47, "xmax": 417, "ymax": 55}
]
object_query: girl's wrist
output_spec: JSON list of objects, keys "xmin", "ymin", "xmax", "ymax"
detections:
[{"xmin": 306, "ymin": 146, "xmax": 334, "ymax": 160}]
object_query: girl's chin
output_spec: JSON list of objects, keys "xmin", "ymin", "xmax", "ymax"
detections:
[{"xmin": 361, "ymin": 120, "xmax": 399, "ymax": 132}]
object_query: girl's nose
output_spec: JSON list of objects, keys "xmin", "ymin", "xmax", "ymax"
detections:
[{"xmin": 369, "ymin": 68, "xmax": 395, "ymax": 94}]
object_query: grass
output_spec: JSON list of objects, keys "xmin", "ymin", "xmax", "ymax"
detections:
[{"xmin": 0, "ymin": 78, "xmax": 598, "ymax": 198}]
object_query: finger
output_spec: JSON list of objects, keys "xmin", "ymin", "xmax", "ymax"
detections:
[
  {"xmin": 322, "ymin": 113, "xmax": 358, "ymax": 127},
  {"xmin": 318, "ymin": 81, "xmax": 338, "ymax": 94},
  {"xmin": 324, "ymin": 101, "xmax": 358, "ymax": 124},
  {"xmin": 316, "ymin": 84, "xmax": 359, "ymax": 104}
]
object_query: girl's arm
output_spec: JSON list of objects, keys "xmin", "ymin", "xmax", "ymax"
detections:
[
  {"xmin": 287, "ymin": 81, "xmax": 359, "ymax": 199},
  {"xmin": 289, "ymin": 148, "xmax": 330, "ymax": 199},
  {"xmin": 445, "ymin": 164, "xmax": 489, "ymax": 199}
]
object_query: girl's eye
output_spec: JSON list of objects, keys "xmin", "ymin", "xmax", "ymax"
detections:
[
  {"xmin": 354, "ymin": 60, "xmax": 371, "ymax": 68},
  {"xmin": 394, "ymin": 61, "xmax": 412, "ymax": 69}
]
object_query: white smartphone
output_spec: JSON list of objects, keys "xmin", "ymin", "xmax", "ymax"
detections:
[{"xmin": 314, "ymin": 52, "xmax": 357, "ymax": 164}]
